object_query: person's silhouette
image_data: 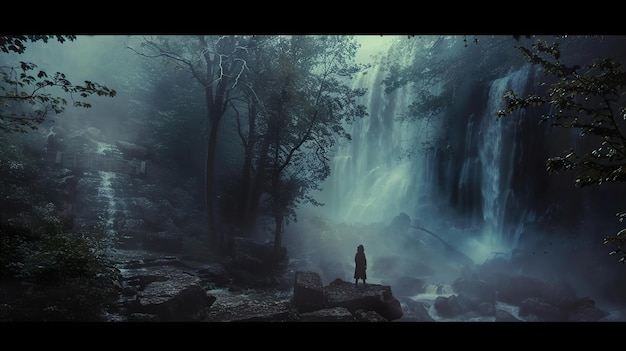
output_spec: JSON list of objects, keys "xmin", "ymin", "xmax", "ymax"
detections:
[{"xmin": 354, "ymin": 244, "xmax": 367, "ymax": 287}]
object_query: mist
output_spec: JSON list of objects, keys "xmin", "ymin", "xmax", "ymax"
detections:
[{"xmin": 3, "ymin": 34, "xmax": 626, "ymax": 321}]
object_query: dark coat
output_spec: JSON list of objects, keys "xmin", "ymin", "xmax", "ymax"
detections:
[{"xmin": 354, "ymin": 250, "xmax": 367, "ymax": 280}]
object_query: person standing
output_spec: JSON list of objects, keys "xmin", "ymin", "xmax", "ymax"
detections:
[{"xmin": 354, "ymin": 244, "xmax": 367, "ymax": 287}]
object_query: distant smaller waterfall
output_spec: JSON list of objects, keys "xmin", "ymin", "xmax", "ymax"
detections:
[
  {"xmin": 95, "ymin": 141, "xmax": 119, "ymax": 238},
  {"xmin": 97, "ymin": 171, "xmax": 117, "ymax": 237},
  {"xmin": 474, "ymin": 65, "xmax": 531, "ymax": 257}
]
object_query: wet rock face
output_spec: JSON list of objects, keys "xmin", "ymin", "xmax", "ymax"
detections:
[
  {"xmin": 293, "ymin": 271, "xmax": 325, "ymax": 313},
  {"xmin": 431, "ymin": 264, "xmax": 613, "ymax": 322},
  {"xmin": 66, "ymin": 146, "xmax": 205, "ymax": 254},
  {"xmin": 106, "ymin": 255, "xmax": 406, "ymax": 322},
  {"xmin": 291, "ymin": 271, "xmax": 404, "ymax": 322},
  {"xmin": 129, "ymin": 266, "xmax": 215, "ymax": 321},
  {"xmin": 324, "ymin": 278, "xmax": 404, "ymax": 321},
  {"xmin": 104, "ymin": 244, "xmax": 615, "ymax": 322},
  {"xmin": 109, "ymin": 251, "xmax": 219, "ymax": 322}
]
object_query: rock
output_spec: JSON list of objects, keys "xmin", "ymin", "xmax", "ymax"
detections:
[
  {"xmin": 110, "ymin": 250, "xmax": 401, "ymax": 322},
  {"xmin": 116, "ymin": 140, "xmax": 149, "ymax": 160},
  {"xmin": 518, "ymin": 297, "xmax": 567, "ymax": 321},
  {"xmin": 564, "ymin": 297, "xmax": 609, "ymax": 322},
  {"xmin": 325, "ymin": 278, "xmax": 403, "ymax": 321},
  {"xmin": 398, "ymin": 297, "xmax": 435, "ymax": 322},
  {"xmin": 293, "ymin": 271, "xmax": 326, "ymax": 313},
  {"xmin": 434, "ymin": 295, "xmax": 460, "ymax": 317},
  {"xmin": 452, "ymin": 277, "xmax": 496, "ymax": 305},
  {"xmin": 495, "ymin": 309, "xmax": 521, "ymax": 322},
  {"xmin": 354, "ymin": 310, "xmax": 389, "ymax": 322},
  {"xmin": 204, "ymin": 271, "xmax": 404, "ymax": 322},
  {"xmin": 491, "ymin": 274, "xmax": 548, "ymax": 305},
  {"xmin": 300, "ymin": 307, "xmax": 356, "ymax": 322},
  {"xmin": 389, "ymin": 212, "xmax": 411, "ymax": 231},
  {"xmin": 108, "ymin": 251, "xmax": 220, "ymax": 322},
  {"xmin": 203, "ymin": 290, "xmax": 296, "ymax": 322},
  {"xmin": 138, "ymin": 270, "xmax": 214, "ymax": 321}
]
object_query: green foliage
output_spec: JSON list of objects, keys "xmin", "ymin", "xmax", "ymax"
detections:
[
  {"xmin": 0, "ymin": 216, "xmax": 120, "ymax": 321},
  {"xmin": 244, "ymin": 35, "xmax": 368, "ymax": 229},
  {"xmin": 498, "ymin": 39, "xmax": 626, "ymax": 188},
  {"xmin": 135, "ymin": 35, "xmax": 370, "ymax": 244},
  {"xmin": 382, "ymin": 35, "xmax": 524, "ymax": 157},
  {"xmin": 0, "ymin": 35, "xmax": 76, "ymax": 54},
  {"xmin": 605, "ymin": 213, "xmax": 626, "ymax": 263},
  {"xmin": 0, "ymin": 131, "xmax": 120, "ymax": 320},
  {"xmin": 497, "ymin": 38, "xmax": 626, "ymax": 264},
  {"xmin": 0, "ymin": 216, "xmax": 121, "ymax": 321},
  {"xmin": 0, "ymin": 62, "xmax": 117, "ymax": 133},
  {"xmin": 20, "ymin": 232, "xmax": 105, "ymax": 284},
  {"xmin": 0, "ymin": 35, "xmax": 117, "ymax": 133},
  {"xmin": 0, "ymin": 230, "xmax": 120, "ymax": 321}
]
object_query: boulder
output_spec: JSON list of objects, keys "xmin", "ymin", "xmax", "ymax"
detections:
[
  {"xmin": 203, "ymin": 291, "xmax": 296, "ymax": 322},
  {"xmin": 204, "ymin": 271, "xmax": 404, "ymax": 322},
  {"xmin": 293, "ymin": 271, "xmax": 326, "ymax": 313},
  {"xmin": 300, "ymin": 307, "xmax": 356, "ymax": 322},
  {"xmin": 495, "ymin": 309, "xmax": 521, "ymax": 322},
  {"xmin": 106, "ymin": 251, "xmax": 405, "ymax": 322},
  {"xmin": 325, "ymin": 278, "xmax": 403, "ymax": 321},
  {"xmin": 109, "ymin": 252, "xmax": 219, "ymax": 322}
]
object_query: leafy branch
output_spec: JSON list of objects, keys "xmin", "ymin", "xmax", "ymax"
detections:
[
  {"xmin": 0, "ymin": 36, "xmax": 117, "ymax": 133},
  {"xmin": 497, "ymin": 38, "xmax": 626, "ymax": 263}
]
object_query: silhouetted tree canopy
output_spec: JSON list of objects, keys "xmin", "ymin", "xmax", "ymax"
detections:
[
  {"xmin": 497, "ymin": 38, "xmax": 626, "ymax": 263},
  {"xmin": 0, "ymin": 35, "xmax": 117, "ymax": 133}
]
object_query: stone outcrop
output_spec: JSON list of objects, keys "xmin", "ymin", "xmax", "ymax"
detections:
[
  {"xmin": 293, "ymin": 271, "xmax": 325, "ymax": 313},
  {"xmin": 433, "ymin": 262, "xmax": 612, "ymax": 322},
  {"xmin": 204, "ymin": 271, "xmax": 404, "ymax": 322},
  {"xmin": 103, "ymin": 243, "xmax": 616, "ymax": 322},
  {"xmin": 110, "ymin": 251, "xmax": 217, "ymax": 322},
  {"xmin": 105, "ymin": 251, "xmax": 404, "ymax": 322},
  {"xmin": 290, "ymin": 271, "xmax": 403, "ymax": 321},
  {"xmin": 323, "ymin": 277, "xmax": 403, "ymax": 321}
]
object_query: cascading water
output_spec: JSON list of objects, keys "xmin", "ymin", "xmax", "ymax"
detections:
[
  {"xmin": 95, "ymin": 141, "xmax": 119, "ymax": 242},
  {"xmin": 311, "ymin": 42, "xmax": 539, "ymax": 266},
  {"xmin": 470, "ymin": 65, "xmax": 532, "ymax": 261},
  {"xmin": 97, "ymin": 171, "xmax": 117, "ymax": 237},
  {"xmin": 317, "ymin": 52, "xmax": 432, "ymax": 225}
]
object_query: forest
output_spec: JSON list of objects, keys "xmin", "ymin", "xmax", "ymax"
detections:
[{"xmin": 1, "ymin": 34, "xmax": 626, "ymax": 322}]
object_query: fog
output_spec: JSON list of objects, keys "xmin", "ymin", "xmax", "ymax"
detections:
[{"xmin": 4, "ymin": 34, "xmax": 626, "ymax": 319}]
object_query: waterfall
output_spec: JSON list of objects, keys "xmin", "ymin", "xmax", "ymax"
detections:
[
  {"xmin": 95, "ymin": 141, "xmax": 118, "ymax": 239},
  {"xmin": 97, "ymin": 170, "xmax": 117, "ymax": 237},
  {"xmin": 475, "ymin": 65, "xmax": 531, "ymax": 256},
  {"xmin": 310, "ymin": 46, "xmax": 538, "ymax": 264},
  {"xmin": 317, "ymin": 57, "xmax": 429, "ymax": 224}
]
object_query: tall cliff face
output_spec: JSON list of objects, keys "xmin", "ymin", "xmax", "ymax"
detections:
[{"xmin": 310, "ymin": 38, "xmax": 626, "ymax": 268}]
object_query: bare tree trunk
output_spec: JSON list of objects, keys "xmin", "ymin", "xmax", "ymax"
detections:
[
  {"xmin": 206, "ymin": 113, "xmax": 221, "ymax": 256},
  {"xmin": 239, "ymin": 104, "xmax": 257, "ymax": 237},
  {"xmin": 273, "ymin": 213, "xmax": 284, "ymax": 253}
]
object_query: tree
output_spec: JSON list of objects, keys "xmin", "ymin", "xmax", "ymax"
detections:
[
  {"xmin": 0, "ymin": 35, "xmax": 117, "ymax": 133},
  {"xmin": 496, "ymin": 38, "xmax": 626, "ymax": 263},
  {"xmin": 0, "ymin": 36, "xmax": 120, "ymax": 319},
  {"xmin": 130, "ymin": 35, "xmax": 367, "ymax": 257},
  {"xmin": 129, "ymin": 35, "xmax": 253, "ymax": 257},
  {"xmin": 382, "ymin": 35, "xmax": 523, "ymax": 158},
  {"xmin": 232, "ymin": 35, "xmax": 367, "ymax": 253}
]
